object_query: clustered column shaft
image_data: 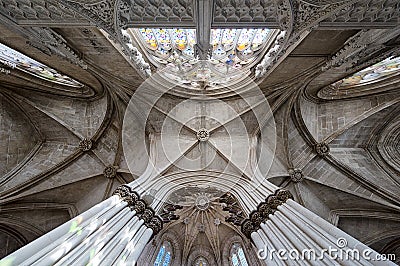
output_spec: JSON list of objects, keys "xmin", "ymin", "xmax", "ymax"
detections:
[
  {"xmin": 246, "ymin": 190, "xmax": 395, "ymax": 265},
  {"xmin": 0, "ymin": 185, "xmax": 163, "ymax": 266}
]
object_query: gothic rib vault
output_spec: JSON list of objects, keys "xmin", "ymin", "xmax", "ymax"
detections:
[{"xmin": 0, "ymin": 0, "xmax": 399, "ymax": 265}]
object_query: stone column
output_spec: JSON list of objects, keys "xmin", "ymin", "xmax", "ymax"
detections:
[
  {"xmin": 243, "ymin": 190, "xmax": 396, "ymax": 266},
  {"xmin": 0, "ymin": 185, "xmax": 163, "ymax": 266}
]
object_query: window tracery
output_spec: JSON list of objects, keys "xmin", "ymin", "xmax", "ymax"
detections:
[
  {"xmin": 230, "ymin": 243, "xmax": 249, "ymax": 266},
  {"xmin": 331, "ymin": 55, "xmax": 400, "ymax": 89},
  {"xmin": 135, "ymin": 28, "xmax": 273, "ymax": 69},
  {"xmin": 194, "ymin": 256, "xmax": 209, "ymax": 266},
  {"xmin": 154, "ymin": 241, "xmax": 172, "ymax": 266},
  {"xmin": 0, "ymin": 43, "xmax": 84, "ymax": 88},
  {"xmin": 126, "ymin": 27, "xmax": 278, "ymax": 88}
]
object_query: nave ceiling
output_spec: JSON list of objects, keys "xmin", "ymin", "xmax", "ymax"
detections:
[{"xmin": 0, "ymin": 0, "xmax": 399, "ymax": 264}]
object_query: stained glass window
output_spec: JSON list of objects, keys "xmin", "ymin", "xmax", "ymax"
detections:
[
  {"xmin": 232, "ymin": 254, "xmax": 239, "ymax": 266},
  {"xmin": 129, "ymin": 28, "xmax": 277, "ymax": 88},
  {"xmin": 162, "ymin": 252, "xmax": 171, "ymax": 266},
  {"xmin": 194, "ymin": 256, "xmax": 208, "ymax": 266},
  {"xmin": 154, "ymin": 241, "xmax": 172, "ymax": 266},
  {"xmin": 154, "ymin": 245, "xmax": 165, "ymax": 266},
  {"xmin": 0, "ymin": 43, "xmax": 83, "ymax": 88},
  {"xmin": 237, "ymin": 246, "xmax": 248, "ymax": 266},
  {"xmin": 136, "ymin": 28, "xmax": 196, "ymax": 65},
  {"xmin": 331, "ymin": 55, "xmax": 400, "ymax": 89},
  {"xmin": 230, "ymin": 243, "xmax": 249, "ymax": 266}
]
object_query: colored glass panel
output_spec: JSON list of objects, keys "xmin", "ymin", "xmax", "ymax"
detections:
[
  {"xmin": 332, "ymin": 55, "xmax": 400, "ymax": 88},
  {"xmin": 153, "ymin": 29, "xmax": 172, "ymax": 51},
  {"xmin": 221, "ymin": 29, "xmax": 237, "ymax": 50},
  {"xmin": 252, "ymin": 29, "xmax": 270, "ymax": 50},
  {"xmin": 195, "ymin": 257, "xmax": 208, "ymax": 266},
  {"xmin": 173, "ymin": 29, "xmax": 187, "ymax": 51},
  {"xmin": 162, "ymin": 252, "xmax": 171, "ymax": 266},
  {"xmin": 0, "ymin": 43, "xmax": 83, "ymax": 88},
  {"xmin": 238, "ymin": 247, "xmax": 248, "ymax": 266},
  {"xmin": 230, "ymin": 243, "xmax": 249, "ymax": 266},
  {"xmin": 139, "ymin": 29, "xmax": 158, "ymax": 50},
  {"xmin": 232, "ymin": 254, "xmax": 239, "ymax": 266},
  {"xmin": 154, "ymin": 245, "xmax": 165, "ymax": 266},
  {"xmin": 135, "ymin": 27, "xmax": 276, "ymax": 87},
  {"xmin": 236, "ymin": 29, "xmax": 255, "ymax": 51}
]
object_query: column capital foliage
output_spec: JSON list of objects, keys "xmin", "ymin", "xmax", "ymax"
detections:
[
  {"xmin": 219, "ymin": 192, "xmax": 247, "ymax": 226},
  {"xmin": 241, "ymin": 189, "xmax": 294, "ymax": 238},
  {"xmin": 113, "ymin": 185, "xmax": 164, "ymax": 235}
]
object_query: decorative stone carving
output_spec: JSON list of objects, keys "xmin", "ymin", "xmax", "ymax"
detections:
[
  {"xmin": 219, "ymin": 192, "xmax": 247, "ymax": 226},
  {"xmin": 113, "ymin": 185, "xmax": 139, "ymax": 205},
  {"xmin": 319, "ymin": 27, "xmax": 400, "ymax": 99},
  {"xmin": 300, "ymin": 0, "xmax": 347, "ymax": 5},
  {"xmin": 159, "ymin": 203, "xmax": 183, "ymax": 223},
  {"xmin": 293, "ymin": 0, "xmax": 324, "ymax": 31},
  {"xmin": 292, "ymin": 0, "xmax": 358, "ymax": 32},
  {"xmin": 323, "ymin": 28, "xmax": 400, "ymax": 72},
  {"xmin": 255, "ymin": 30, "xmax": 288, "ymax": 78},
  {"xmin": 113, "ymin": 185, "xmax": 164, "ymax": 235},
  {"xmin": 83, "ymin": 0, "xmax": 114, "ymax": 25},
  {"xmin": 194, "ymin": 45, "xmax": 212, "ymax": 62},
  {"xmin": 323, "ymin": 0, "xmax": 400, "ymax": 25},
  {"xmin": 276, "ymin": 189, "xmax": 294, "ymax": 202},
  {"xmin": 79, "ymin": 138, "xmax": 92, "ymax": 151},
  {"xmin": 103, "ymin": 165, "xmax": 118, "ymax": 179},
  {"xmin": 118, "ymin": 29, "xmax": 152, "ymax": 77},
  {"xmin": 147, "ymin": 216, "xmax": 164, "ymax": 234},
  {"xmin": 350, "ymin": 47, "xmax": 400, "ymax": 78},
  {"xmin": 117, "ymin": 0, "xmax": 194, "ymax": 28},
  {"xmin": 195, "ymin": 194, "xmax": 210, "ymax": 210},
  {"xmin": 183, "ymin": 217, "xmax": 190, "ymax": 224},
  {"xmin": 322, "ymin": 30, "xmax": 366, "ymax": 71},
  {"xmin": 241, "ymin": 189, "xmax": 293, "ymax": 238},
  {"xmin": 132, "ymin": 199, "xmax": 147, "ymax": 213},
  {"xmin": 255, "ymin": 0, "xmax": 362, "ymax": 78},
  {"xmin": 0, "ymin": 0, "xmax": 82, "ymax": 22},
  {"xmin": 288, "ymin": 168, "xmax": 304, "ymax": 182},
  {"xmin": 26, "ymin": 27, "xmax": 87, "ymax": 69},
  {"xmin": 196, "ymin": 128, "xmax": 210, "ymax": 142},
  {"xmin": 141, "ymin": 208, "xmax": 155, "ymax": 223},
  {"xmin": 213, "ymin": 0, "xmax": 292, "ymax": 30},
  {"xmin": 198, "ymin": 223, "xmax": 206, "ymax": 232},
  {"xmin": 60, "ymin": 0, "xmax": 116, "ymax": 34},
  {"xmin": 315, "ymin": 142, "xmax": 330, "ymax": 156},
  {"xmin": 0, "ymin": 58, "xmax": 16, "ymax": 69},
  {"xmin": 59, "ymin": 0, "xmax": 154, "ymax": 78}
]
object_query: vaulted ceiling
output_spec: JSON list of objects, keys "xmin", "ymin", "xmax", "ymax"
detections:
[{"xmin": 0, "ymin": 0, "xmax": 399, "ymax": 264}]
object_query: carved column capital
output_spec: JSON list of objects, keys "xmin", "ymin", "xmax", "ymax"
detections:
[
  {"xmin": 159, "ymin": 203, "xmax": 183, "ymax": 223},
  {"xmin": 241, "ymin": 189, "xmax": 294, "ymax": 238},
  {"xmin": 219, "ymin": 192, "xmax": 247, "ymax": 226},
  {"xmin": 113, "ymin": 185, "xmax": 164, "ymax": 235}
]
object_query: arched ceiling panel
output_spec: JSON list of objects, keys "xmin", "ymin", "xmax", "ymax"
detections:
[{"xmin": 0, "ymin": 94, "xmax": 40, "ymax": 181}]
